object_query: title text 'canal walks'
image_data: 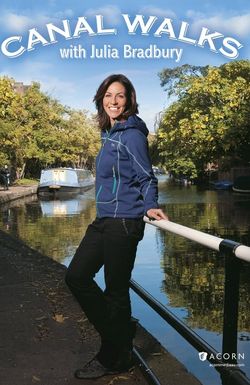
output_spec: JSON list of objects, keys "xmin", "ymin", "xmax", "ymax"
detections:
[{"xmin": 1, "ymin": 14, "xmax": 243, "ymax": 59}]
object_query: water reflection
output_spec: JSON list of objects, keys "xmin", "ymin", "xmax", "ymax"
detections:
[
  {"xmin": 0, "ymin": 190, "xmax": 96, "ymax": 263},
  {"xmin": 40, "ymin": 196, "xmax": 89, "ymax": 217},
  {"xmin": 157, "ymin": 181, "xmax": 250, "ymax": 334}
]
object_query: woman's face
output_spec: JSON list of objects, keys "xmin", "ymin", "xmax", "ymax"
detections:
[{"xmin": 103, "ymin": 82, "xmax": 127, "ymax": 125}]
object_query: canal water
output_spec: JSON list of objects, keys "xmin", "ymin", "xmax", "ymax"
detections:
[{"xmin": 0, "ymin": 177, "xmax": 249, "ymax": 385}]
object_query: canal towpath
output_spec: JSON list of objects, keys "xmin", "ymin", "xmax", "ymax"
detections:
[
  {"xmin": 0, "ymin": 184, "xmax": 38, "ymax": 204},
  {"xmin": 0, "ymin": 187, "xmax": 202, "ymax": 385}
]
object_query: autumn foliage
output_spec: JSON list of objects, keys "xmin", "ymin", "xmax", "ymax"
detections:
[
  {"xmin": 156, "ymin": 60, "xmax": 250, "ymax": 179},
  {"xmin": 0, "ymin": 78, "xmax": 100, "ymax": 179}
]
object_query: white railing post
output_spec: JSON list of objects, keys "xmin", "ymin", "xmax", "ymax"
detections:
[{"xmin": 143, "ymin": 217, "xmax": 250, "ymax": 263}]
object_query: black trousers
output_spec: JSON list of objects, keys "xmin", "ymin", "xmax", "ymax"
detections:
[{"xmin": 65, "ymin": 217, "xmax": 145, "ymax": 361}]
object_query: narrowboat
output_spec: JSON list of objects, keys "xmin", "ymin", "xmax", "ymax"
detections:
[
  {"xmin": 212, "ymin": 180, "xmax": 233, "ymax": 190},
  {"xmin": 37, "ymin": 168, "xmax": 94, "ymax": 197}
]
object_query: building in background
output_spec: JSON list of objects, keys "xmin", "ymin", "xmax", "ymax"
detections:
[{"xmin": 13, "ymin": 81, "xmax": 30, "ymax": 95}]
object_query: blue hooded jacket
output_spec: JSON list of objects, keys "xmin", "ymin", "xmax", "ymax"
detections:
[{"xmin": 95, "ymin": 115, "xmax": 159, "ymax": 218}]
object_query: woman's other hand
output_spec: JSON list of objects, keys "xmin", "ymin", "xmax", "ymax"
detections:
[{"xmin": 146, "ymin": 208, "xmax": 168, "ymax": 221}]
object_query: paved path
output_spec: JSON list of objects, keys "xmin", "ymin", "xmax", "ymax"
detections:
[
  {"xmin": 0, "ymin": 230, "xmax": 149, "ymax": 385},
  {"xmin": 0, "ymin": 185, "xmax": 38, "ymax": 204}
]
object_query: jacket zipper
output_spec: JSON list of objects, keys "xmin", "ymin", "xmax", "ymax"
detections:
[{"xmin": 112, "ymin": 165, "xmax": 117, "ymax": 194}]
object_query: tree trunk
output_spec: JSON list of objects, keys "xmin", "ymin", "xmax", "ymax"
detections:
[{"xmin": 20, "ymin": 162, "xmax": 26, "ymax": 179}]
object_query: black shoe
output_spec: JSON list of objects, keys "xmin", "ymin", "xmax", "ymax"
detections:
[
  {"xmin": 74, "ymin": 356, "xmax": 131, "ymax": 380},
  {"xmin": 75, "ymin": 357, "xmax": 120, "ymax": 380}
]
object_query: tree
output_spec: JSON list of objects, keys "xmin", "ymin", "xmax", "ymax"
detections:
[
  {"xmin": 158, "ymin": 64, "xmax": 209, "ymax": 97},
  {"xmin": 157, "ymin": 60, "xmax": 250, "ymax": 179},
  {"xmin": 62, "ymin": 110, "xmax": 100, "ymax": 171},
  {"xmin": 0, "ymin": 77, "xmax": 29, "ymax": 174},
  {"xmin": 0, "ymin": 76, "xmax": 100, "ymax": 179}
]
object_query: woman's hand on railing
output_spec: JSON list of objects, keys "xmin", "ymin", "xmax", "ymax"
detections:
[{"xmin": 146, "ymin": 208, "xmax": 168, "ymax": 221}]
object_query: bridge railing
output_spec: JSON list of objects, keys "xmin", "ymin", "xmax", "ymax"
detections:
[{"xmin": 130, "ymin": 217, "xmax": 250, "ymax": 385}]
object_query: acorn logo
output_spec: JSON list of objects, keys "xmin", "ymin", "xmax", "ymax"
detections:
[{"xmin": 199, "ymin": 352, "xmax": 208, "ymax": 361}]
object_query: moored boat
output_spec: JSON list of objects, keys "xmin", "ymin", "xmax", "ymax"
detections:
[
  {"xmin": 211, "ymin": 180, "xmax": 233, "ymax": 190},
  {"xmin": 37, "ymin": 168, "xmax": 94, "ymax": 197},
  {"xmin": 233, "ymin": 176, "xmax": 250, "ymax": 193}
]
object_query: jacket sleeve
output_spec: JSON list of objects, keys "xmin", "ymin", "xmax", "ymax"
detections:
[{"xmin": 124, "ymin": 130, "xmax": 159, "ymax": 214}]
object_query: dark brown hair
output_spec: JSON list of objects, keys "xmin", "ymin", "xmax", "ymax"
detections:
[{"xmin": 93, "ymin": 74, "xmax": 139, "ymax": 130}]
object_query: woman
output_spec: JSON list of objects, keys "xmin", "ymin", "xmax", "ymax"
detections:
[{"xmin": 65, "ymin": 74, "xmax": 167, "ymax": 379}]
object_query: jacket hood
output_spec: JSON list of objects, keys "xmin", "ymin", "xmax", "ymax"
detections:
[{"xmin": 109, "ymin": 115, "xmax": 149, "ymax": 137}]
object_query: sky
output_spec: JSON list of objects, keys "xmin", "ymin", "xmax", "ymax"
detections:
[{"xmin": 0, "ymin": 0, "xmax": 249, "ymax": 131}]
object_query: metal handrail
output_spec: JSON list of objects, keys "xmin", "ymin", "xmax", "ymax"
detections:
[
  {"xmin": 133, "ymin": 347, "xmax": 161, "ymax": 385},
  {"xmin": 130, "ymin": 280, "xmax": 250, "ymax": 385},
  {"xmin": 130, "ymin": 217, "xmax": 250, "ymax": 385},
  {"xmin": 143, "ymin": 217, "xmax": 250, "ymax": 263}
]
